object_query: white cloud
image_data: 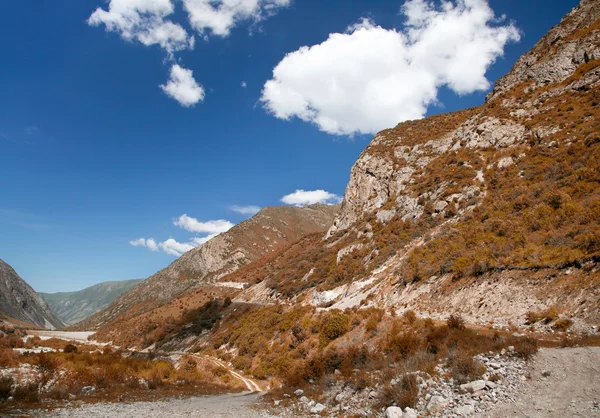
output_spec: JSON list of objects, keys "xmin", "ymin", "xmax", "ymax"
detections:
[
  {"xmin": 129, "ymin": 237, "xmax": 159, "ymax": 251},
  {"xmin": 158, "ymin": 238, "xmax": 196, "ymax": 256},
  {"xmin": 261, "ymin": 0, "xmax": 520, "ymax": 135},
  {"xmin": 160, "ymin": 64, "xmax": 205, "ymax": 106},
  {"xmin": 173, "ymin": 214, "xmax": 234, "ymax": 234},
  {"xmin": 182, "ymin": 0, "xmax": 291, "ymax": 37},
  {"xmin": 87, "ymin": 0, "xmax": 194, "ymax": 56},
  {"xmin": 241, "ymin": 81, "xmax": 247, "ymax": 88},
  {"xmin": 281, "ymin": 189, "xmax": 342, "ymax": 206},
  {"xmin": 229, "ymin": 205, "xmax": 261, "ymax": 215}
]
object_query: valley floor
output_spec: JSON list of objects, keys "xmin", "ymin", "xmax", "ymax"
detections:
[
  {"xmin": 38, "ymin": 392, "xmax": 277, "ymax": 418},
  {"xmin": 26, "ymin": 346, "xmax": 600, "ymax": 418}
]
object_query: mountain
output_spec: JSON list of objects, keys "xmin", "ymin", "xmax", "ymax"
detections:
[
  {"xmin": 39, "ymin": 279, "xmax": 142, "ymax": 325},
  {"xmin": 89, "ymin": 0, "xmax": 600, "ymax": 350},
  {"xmin": 0, "ymin": 258, "xmax": 64, "ymax": 330},
  {"xmin": 76, "ymin": 204, "xmax": 339, "ymax": 331}
]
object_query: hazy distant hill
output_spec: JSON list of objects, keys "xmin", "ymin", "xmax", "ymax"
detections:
[
  {"xmin": 0, "ymin": 258, "xmax": 64, "ymax": 329},
  {"xmin": 40, "ymin": 279, "xmax": 141, "ymax": 325}
]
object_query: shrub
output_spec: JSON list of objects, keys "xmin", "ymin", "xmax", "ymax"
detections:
[
  {"xmin": 319, "ymin": 311, "xmax": 349, "ymax": 346},
  {"xmin": 448, "ymin": 352, "xmax": 485, "ymax": 384},
  {"xmin": 0, "ymin": 376, "xmax": 13, "ymax": 401},
  {"xmin": 12, "ymin": 382, "xmax": 40, "ymax": 403},
  {"xmin": 552, "ymin": 319, "xmax": 573, "ymax": 332},
  {"xmin": 63, "ymin": 344, "xmax": 78, "ymax": 353},
  {"xmin": 403, "ymin": 310, "xmax": 417, "ymax": 324},
  {"xmin": 232, "ymin": 355, "xmax": 252, "ymax": 371},
  {"xmin": 385, "ymin": 332, "xmax": 421, "ymax": 360},
  {"xmin": 379, "ymin": 374, "xmax": 419, "ymax": 409},
  {"xmin": 36, "ymin": 353, "xmax": 58, "ymax": 387},
  {"xmin": 447, "ymin": 314, "xmax": 466, "ymax": 330},
  {"xmin": 512, "ymin": 337, "xmax": 538, "ymax": 360}
]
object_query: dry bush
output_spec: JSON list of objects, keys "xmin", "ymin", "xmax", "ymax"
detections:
[
  {"xmin": 552, "ymin": 318, "xmax": 573, "ymax": 331},
  {"xmin": 319, "ymin": 310, "xmax": 349, "ymax": 346},
  {"xmin": 12, "ymin": 382, "xmax": 40, "ymax": 403},
  {"xmin": 379, "ymin": 374, "xmax": 419, "ymax": 409},
  {"xmin": 511, "ymin": 337, "xmax": 538, "ymax": 360},
  {"xmin": 385, "ymin": 331, "xmax": 421, "ymax": 360},
  {"xmin": 0, "ymin": 376, "xmax": 13, "ymax": 401},
  {"xmin": 447, "ymin": 314, "xmax": 466, "ymax": 330},
  {"xmin": 448, "ymin": 352, "xmax": 486, "ymax": 384},
  {"xmin": 0, "ymin": 348, "xmax": 19, "ymax": 368},
  {"xmin": 63, "ymin": 343, "xmax": 78, "ymax": 353},
  {"xmin": 36, "ymin": 353, "xmax": 59, "ymax": 387},
  {"xmin": 232, "ymin": 355, "xmax": 252, "ymax": 371}
]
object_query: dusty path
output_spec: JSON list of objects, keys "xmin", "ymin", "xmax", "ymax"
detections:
[
  {"xmin": 481, "ymin": 346, "xmax": 600, "ymax": 417},
  {"xmin": 209, "ymin": 357, "xmax": 263, "ymax": 392},
  {"xmin": 39, "ymin": 392, "xmax": 278, "ymax": 417}
]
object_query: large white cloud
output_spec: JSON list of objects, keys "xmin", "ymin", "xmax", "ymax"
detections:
[
  {"xmin": 160, "ymin": 64, "xmax": 205, "ymax": 107},
  {"xmin": 281, "ymin": 189, "xmax": 342, "ymax": 206},
  {"xmin": 261, "ymin": 0, "xmax": 520, "ymax": 135},
  {"xmin": 88, "ymin": 0, "xmax": 194, "ymax": 56},
  {"xmin": 182, "ymin": 0, "xmax": 291, "ymax": 37},
  {"xmin": 173, "ymin": 215, "xmax": 234, "ymax": 234}
]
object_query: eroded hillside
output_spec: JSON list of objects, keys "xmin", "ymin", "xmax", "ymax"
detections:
[{"xmin": 76, "ymin": 204, "xmax": 339, "ymax": 333}]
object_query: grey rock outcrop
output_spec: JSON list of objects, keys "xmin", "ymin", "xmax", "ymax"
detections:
[{"xmin": 0, "ymin": 258, "xmax": 64, "ymax": 329}]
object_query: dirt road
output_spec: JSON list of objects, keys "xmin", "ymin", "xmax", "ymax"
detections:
[
  {"xmin": 482, "ymin": 346, "xmax": 600, "ymax": 417},
  {"xmin": 40, "ymin": 392, "xmax": 278, "ymax": 417}
]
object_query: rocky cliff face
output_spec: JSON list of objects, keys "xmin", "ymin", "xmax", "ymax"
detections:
[
  {"xmin": 40, "ymin": 279, "xmax": 142, "ymax": 325},
  {"xmin": 78, "ymin": 204, "xmax": 339, "ymax": 329},
  {"xmin": 0, "ymin": 259, "xmax": 64, "ymax": 329}
]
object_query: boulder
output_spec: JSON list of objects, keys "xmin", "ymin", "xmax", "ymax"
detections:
[
  {"xmin": 426, "ymin": 395, "xmax": 449, "ymax": 413},
  {"xmin": 455, "ymin": 404, "xmax": 475, "ymax": 416},
  {"xmin": 460, "ymin": 380, "xmax": 487, "ymax": 393},
  {"xmin": 310, "ymin": 403, "xmax": 326, "ymax": 414},
  {"xmin": 384, "ymin": 406, "xmax": 403, "ymax": 418},
  {"xmin": 403, "ymin": 407, "xmax": 417, "ymax": 418},
  {"xmin": 294, "ymin": 389, "xmax": 304, "ymax": 396}
]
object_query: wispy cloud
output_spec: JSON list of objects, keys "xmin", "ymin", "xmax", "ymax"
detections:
[
  {"xmin": 25, "ymin": 126, "xmax": 40, "ymax": 136},
  {"xmin": 129, "ymin": 238, "xmax": 159, "ymax": 251},
  {"xmin": 131, "ymin": 213, "xmax": 236, "ymax": 257},
  {"xmin": 229, "ymin": 205, "xmax": 260, "ymax": 216},
  {"xmin": 173, "ymin": 215, "xmax": 234, "ymax": 234}
]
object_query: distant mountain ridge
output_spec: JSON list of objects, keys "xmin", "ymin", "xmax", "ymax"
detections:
[
  {"xmin": 40, "ymin": 279, "xmax": 142, "ymax": 325},
  {"xmin": 0, "ymin": 258, "xmax": 64, "ymax": 330},
  {"xmin": 76, "ymin": 204, "xmax": 340, "ymax": 330}
]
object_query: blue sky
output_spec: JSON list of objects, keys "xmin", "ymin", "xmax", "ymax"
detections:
[{"xmin": 0, "ymin": 0, "xmax": 579, "ymax": 292}]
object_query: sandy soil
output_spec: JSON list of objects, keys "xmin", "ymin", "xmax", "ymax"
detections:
[
  {"xmin": 26, "ymin": 330, "xmax": 96, "ymax": 343},
  {"xmin": 482, "ymin": 346, "xmax": 600, "ymax": 417},
  {"xmin": 39, "ymin": 393, "xmax": 278, "ymax": 418}
]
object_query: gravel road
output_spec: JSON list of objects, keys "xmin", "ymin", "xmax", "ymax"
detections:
[
  {"xmin": 39, "ymin": 392, "xmax": 279, "ymax": 418},
  {"xmin": 482, "ymin": 346, "xmax": 600, "ymax": 417}
]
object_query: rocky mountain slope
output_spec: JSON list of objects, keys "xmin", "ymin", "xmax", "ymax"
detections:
[
  {"xmin": 0, "ymin": 258, "xmax": 64, "ymax": 330},
  {"xmin": 77, "ymin": 204, "xmax": 339, "ymax": 330},
  {"xmin": 40, "ymin": 279, "xmax": 141, "ymax": 325},
  {"xmin": 91, "ymin": 0, "xmax": 600, "ymax": 352},
  {"xmin": 235, "ymin": 0, "xmax": 600, "ymax": 327}
]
